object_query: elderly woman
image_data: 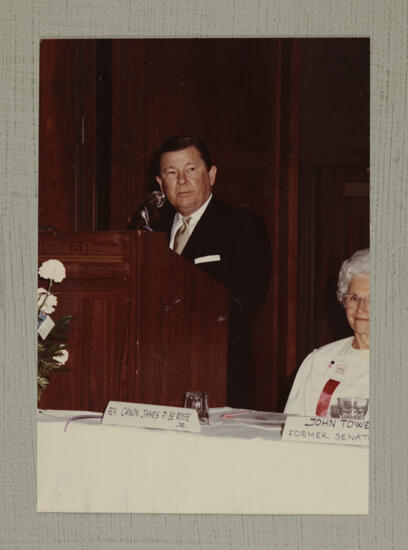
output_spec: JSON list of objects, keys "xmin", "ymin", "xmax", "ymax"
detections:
[{"xmin": 284, "ymin": 248, "xmax": 369, "ymax": 417}]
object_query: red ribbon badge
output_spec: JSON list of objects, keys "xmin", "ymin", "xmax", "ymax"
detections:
[{"xmin": 315, "ymin": 378, "xmax": 340, "ymax": 417}]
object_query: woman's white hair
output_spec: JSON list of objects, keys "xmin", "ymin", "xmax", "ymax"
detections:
[{"xmin": 336, "ymin": 248, "xmax": 370, "ymax": 302}]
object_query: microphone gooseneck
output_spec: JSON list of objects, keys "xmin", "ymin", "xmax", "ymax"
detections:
[{"xmin": 134, "ymin": 191, "xmax": 166, "ymax": 230}]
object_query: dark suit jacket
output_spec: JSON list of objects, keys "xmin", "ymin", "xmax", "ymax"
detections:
[{"xmin": 153, "ymin": 196, "xmax": 271, "ymax": 407}]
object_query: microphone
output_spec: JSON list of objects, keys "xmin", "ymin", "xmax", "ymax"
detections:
[{"xmin": 133, "ymin": 190, "xmax": 166, "ymax": 231}]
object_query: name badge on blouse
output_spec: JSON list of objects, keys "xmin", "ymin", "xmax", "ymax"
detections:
[{"xmin": 327, "ymin": 360, "xmax": 350, "ymax": 382}]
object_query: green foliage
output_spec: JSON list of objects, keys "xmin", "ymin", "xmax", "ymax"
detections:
[{"xmin": 38, "ymin": 315, "xmax": 73, "ymax": 403}]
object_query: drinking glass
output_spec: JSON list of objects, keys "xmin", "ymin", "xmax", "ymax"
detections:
[
  {"xmin": 337, "ymin": 397, "xmax": 369, "ymax": 420},
  {"xmin": 183, "ymin": 391, "xmax": 210, "ymax": 424}
]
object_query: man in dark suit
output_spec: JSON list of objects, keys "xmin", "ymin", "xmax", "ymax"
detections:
[{"xmin": 152, "ymin": 135, "xmax": 271, "ymax": 408}]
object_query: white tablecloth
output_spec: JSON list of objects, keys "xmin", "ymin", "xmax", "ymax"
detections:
[{"xmin": 37, "ymin": 408, "xmax": 368, "ymax": 514}]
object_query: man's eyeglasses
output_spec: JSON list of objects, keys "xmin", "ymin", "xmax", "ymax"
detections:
[{"xmin": 342, "ymin": 294, "xmax": 370, "ymax": 310}]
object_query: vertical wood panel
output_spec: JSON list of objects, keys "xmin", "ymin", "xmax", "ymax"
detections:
[
  {"xmin": 285, "ymin": 40, "xmax": 301, "ymax": 391},
  {"xmin": 39, "ymin": 40, "xmax": 112, "ymax": 232},
  {"xmin": 39, "ymin": 40, "xmax": 77, "ymax": 231}
]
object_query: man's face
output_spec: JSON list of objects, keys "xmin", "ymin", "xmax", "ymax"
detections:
[{"xmin": 156, "ymin": 146, "xmax": 217, "ymax": 216}]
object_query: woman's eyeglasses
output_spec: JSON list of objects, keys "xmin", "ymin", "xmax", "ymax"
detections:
[{"xmin": 342, "ymin": 294, "xmax": 370, "ymax": 310}]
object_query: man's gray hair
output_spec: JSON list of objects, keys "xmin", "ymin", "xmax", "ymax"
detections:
[{"xmin": 336, "ymin": 248, "xmax": 370, "ymax": 302}]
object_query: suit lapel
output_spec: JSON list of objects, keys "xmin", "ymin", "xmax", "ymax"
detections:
[{"xmin": 181, "ymin": 197, "xmax": 219, "ymax": 261}]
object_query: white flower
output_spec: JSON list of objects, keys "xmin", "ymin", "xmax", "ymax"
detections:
[
  {"xmin": 53, "ymin": 349, "xmax": 69, "ymax": 365},
  {"xmin": 38, "ymin": 288, "xmax": 58, "ymax": 314},
  {"xmin": 38, "ymin": 259, "xmax": 66, "ymax": 283}
]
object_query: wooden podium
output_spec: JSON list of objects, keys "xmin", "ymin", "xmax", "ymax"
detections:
[{"xmin": 38, "ymin": 231, "xmax": 228, "ymax": 412}]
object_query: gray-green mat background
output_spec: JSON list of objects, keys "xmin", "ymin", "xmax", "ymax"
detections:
[{"xmin": 1, "ymin": 1, "xmax": 407, "ymax": 548}]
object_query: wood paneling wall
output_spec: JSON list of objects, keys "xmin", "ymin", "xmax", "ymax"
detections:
[
  {"xmin": 39, "ymin": 38, "xmax": 369, "ymax": 412},
  {"xmin": 109, "ymin": 39, "xmax": 280, "ymax": 228},
  {"xmin": 39, "ymin": 40, "xmax": 77, "ymax": 232}
]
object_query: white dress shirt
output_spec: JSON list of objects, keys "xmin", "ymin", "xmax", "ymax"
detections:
[{"xmin": 169, "ymin": 193, "xmax": 213, "ymax": 250}]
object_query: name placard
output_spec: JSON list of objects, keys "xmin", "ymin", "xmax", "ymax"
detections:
[
  {"xmin": 38, "ymin": 314, "xmax": 55, "ymax": 340},
  {"xmin": 102, "ymin": 401, "xmax": 201, "ymax": 433},
  {"xmin": 282, "ymin": 416, "xmax": 369, "ymax": 446}
]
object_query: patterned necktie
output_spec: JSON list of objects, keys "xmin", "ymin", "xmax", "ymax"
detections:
[{"xmin": 173, "ymin": 216, "xmax": 192, "ymax": 254}]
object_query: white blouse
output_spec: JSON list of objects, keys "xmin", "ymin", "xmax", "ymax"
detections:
[{"xmin": 284, "ymin": 336, "xmax": 369, "ymax": 417}]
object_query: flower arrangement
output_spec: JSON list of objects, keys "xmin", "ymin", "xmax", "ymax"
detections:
[{"xmin": 37, "ymin": 259, "xmax": 72, "ymax": 403}]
